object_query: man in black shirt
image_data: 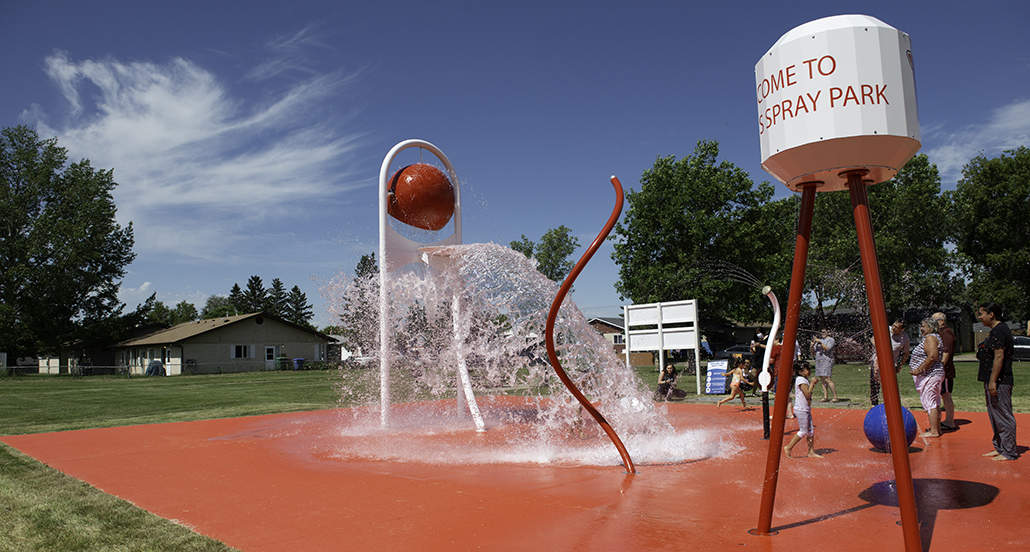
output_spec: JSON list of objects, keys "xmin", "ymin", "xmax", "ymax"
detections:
[{"xmin": 976, "ymin": 302, "xmax": 1018, "ymax": 461}]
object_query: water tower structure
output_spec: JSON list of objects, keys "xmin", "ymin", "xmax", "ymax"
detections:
[{"xmin": 750, "ymin": 15, "xmax": 922, "ymax": 552}]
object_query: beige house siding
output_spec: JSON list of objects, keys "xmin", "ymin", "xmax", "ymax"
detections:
[{"xmin": 116, "ymin": 313, "xmax": 329, "ymax": 375}]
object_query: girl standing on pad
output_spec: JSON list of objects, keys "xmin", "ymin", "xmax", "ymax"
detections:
[{"xmin": 784, "ymin": 361, "xmax": 823, "ymax": 459}]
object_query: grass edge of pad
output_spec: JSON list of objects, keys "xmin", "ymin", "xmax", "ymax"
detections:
[{"xmin": 0, "ymin": 442, "xmax": 239, "ymax": 552}]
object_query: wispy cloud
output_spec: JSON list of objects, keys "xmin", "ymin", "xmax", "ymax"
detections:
[
  {"xmin": 246, "ymin": 25, "xmax": 334, "ymax": 81},
  {"xmin": 23, "ymin": 45, "xmax": 368, "ymax": 261},
  {"xmin": 924, "ymin": 98, "xmax": 1030, "ymax": 185}
]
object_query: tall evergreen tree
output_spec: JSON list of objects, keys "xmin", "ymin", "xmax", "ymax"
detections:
[
  {"xmin": 267, "ymin": 278, "xmax": 288, "ymax": 317},
  {"xmin": 240, "ymin": 275, "xmax": 266, "ymax": 314},
  {"xmin": 339, "ymin": 253, "xmax": 379, "ymax": 355},
  {"xmin": 227, "ymin": 284, "xmax": 243, "ymax": 314},
  {"xmin": 285, "ymin": 285, "xmax": 313, "ymax": 326}
]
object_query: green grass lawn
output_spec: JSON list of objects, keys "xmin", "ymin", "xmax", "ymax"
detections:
[
  {"xmin": 1, "ymin": 360, "xmax": 1026, "ymax": 551},
  {"xmin": 637, "ymin": 358, "xmax": 1030, "ymax": 413},
  {"xmin": 0, "ymin": 371, "xmax": 345, "ymax": 436}
]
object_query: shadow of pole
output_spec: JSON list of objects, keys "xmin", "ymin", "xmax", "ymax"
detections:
[{"xmin": 770, "ymin": 479, "xmax": 999, "ymax": 552}]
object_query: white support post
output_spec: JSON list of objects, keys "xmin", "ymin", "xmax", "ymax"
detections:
[{"xmin": 379, "ymin": 139, "xmax": 463, "ymax": 430}]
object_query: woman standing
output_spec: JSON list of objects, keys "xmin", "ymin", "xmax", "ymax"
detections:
[
  {"xmin": 977, "ymin": 302, "xmax": 1018, "ymax": 461},
  {"xmin": 909, "ymin": 317, "xmax": 945, "ymax": 438}
]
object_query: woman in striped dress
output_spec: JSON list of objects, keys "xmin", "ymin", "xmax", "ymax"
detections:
[{"xmin": 909, "ymin": 317, "xmax": 945, "ymax": 438}]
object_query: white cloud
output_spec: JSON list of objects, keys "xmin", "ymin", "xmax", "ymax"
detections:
[
  {"xmin": 246, "ymin": 25, "xmax": 332, "ymax": 82},
  {"xmin": 23, "ymin": 48, "xmax": 368, "ymax": 261},
  {"xmin": 924, "ymin": 98, "xmax": 1030, "ymax": 185},
  {"xmin": 118, "ymin": 281, "xmax": 153, "ymax": 307}
]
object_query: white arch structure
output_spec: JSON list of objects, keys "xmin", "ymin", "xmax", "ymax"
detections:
[{"xmin": 378, "ymin": 139, "xmax": 484, "ymax": 431}]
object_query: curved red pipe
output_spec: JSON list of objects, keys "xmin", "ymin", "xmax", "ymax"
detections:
[{"xmin": 544, "ymin": 176, "xmax": 635, "ymax": 474}]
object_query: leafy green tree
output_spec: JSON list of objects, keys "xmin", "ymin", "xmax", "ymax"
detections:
[
  {"xmin": 509, "ymin": 226, "xmax": 580, "ymax": 284},
  {"xmin": 148, "ymin": 300, "xmax": 200, "ymax": 326},
  {"xmin": 148, "ymin": 301, "xmax": 174, "ymax": 326},
  {"xmin": 806, "ymin": 154, "xmax": 959, "ymax": 322},
  {"xmin": 949, "ymin": 146, "xmax": 1030, "ymax": 319},
  {"xmin": 509, "ymin": 235, "xmax": 534, "ymax": 258},
  {"xmin": 0, "ymin": 125, "xmax": 135, "ymax": 358},
  {"xmin": 170, "ymin": 300, "xmax": 199, "ymax": 324},
  {"xmin": 610, "ymin": 140, "xmax": 790, "ymax": 325},
  {"xmin": 201, "ymin": 295, "xmax": 235, "ymax": 319},
  {"xmin": 535, "ymin": 226, "xmax": 580, "ymax": 284}
]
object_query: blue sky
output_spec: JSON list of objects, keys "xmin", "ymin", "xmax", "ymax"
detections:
[{"xmin": 3, "ymin": 0, "xmax": 1028, "ymax": 327}]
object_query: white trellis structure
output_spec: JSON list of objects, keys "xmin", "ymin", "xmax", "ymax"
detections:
[
  {"xmin": 623, "ymin": 299, "xmax": 703, "ymax": 395},
  {"xmin": 378, "ymin": 139, "xmax": 484, "ymax": 431}
]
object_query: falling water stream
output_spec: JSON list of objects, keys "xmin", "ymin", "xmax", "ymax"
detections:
[{"xmin": 324, "ymin": 243, "xmax": 738, "ymax": 466}]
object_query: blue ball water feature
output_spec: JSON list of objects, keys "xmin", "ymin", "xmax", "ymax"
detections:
[{"xmin": 863, "ymin": 404, "xmax": 918, "ymax": 451}]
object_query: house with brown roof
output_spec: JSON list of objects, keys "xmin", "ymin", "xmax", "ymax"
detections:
[{"xmin": 113, "ymin": 312, "xmax": 330, "ymax": 375}]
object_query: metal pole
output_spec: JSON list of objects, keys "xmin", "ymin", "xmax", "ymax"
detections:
[
  {"xmin": 759, "ymin": 287, "xmax": 781, "ymax": 440},
  {"xmin": 545, "ymin": 176, "xmax": 635, "ymax": 474},
  {"xmin": 754, "ymin": 182, "xmax": 817, "ymax": 535},
  {"xmin": 845, "ymin": 170, "xmax": 921, "ymax": 552},
  {"xmin": 377, "ymin": 139, "xmax": 463, "ymax": 430}
]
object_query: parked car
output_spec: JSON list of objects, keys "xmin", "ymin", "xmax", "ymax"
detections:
[
  {"xmin": 1014, "ymin": 336, "xmax": 1030, "ymax": 362},
  {"xmin": 711, "ymin": 345, "xmax": 752, "ymax": 362}
]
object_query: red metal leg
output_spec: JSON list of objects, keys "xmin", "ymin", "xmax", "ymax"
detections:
[
  {"xmin": 846, "ymin": 171, "xmax": 922, "ymax": 552},
  {"xmin": 754, "ymin": 183, "xmax": 818, "ymax": 535},
  {"xmin": 545, "ymin": 176, "xmax": 635, "ymax": 474}
]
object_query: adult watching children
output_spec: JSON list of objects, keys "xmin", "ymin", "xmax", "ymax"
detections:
[
  {"xmin": 977, "ymin": 302, "xmax": 1018, "ymax": 461},
  {"xmin": 810, "ymin": 329, "xmax": 839, "ymax": 402},
  {"xmin": 933, "ymin": 312, "xmax": 957, "ymax": 430}
]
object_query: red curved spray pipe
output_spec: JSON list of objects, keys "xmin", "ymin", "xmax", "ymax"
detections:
[{"xmin": 545, "ymin": 176, "xmax": 635, "ymax": 474}]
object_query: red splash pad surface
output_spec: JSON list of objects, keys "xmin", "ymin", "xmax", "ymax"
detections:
[{"xmin": 3, "ymin": 399, "xmax": 1028, "ymax": 551}]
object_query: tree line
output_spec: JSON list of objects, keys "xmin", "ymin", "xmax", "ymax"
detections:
[
  {"xmin": 145, "ymin": 276, "xmax": 315, "ymax": 328},
  {"xmin": 1, "ymin": 126, "xmax": 320, "ymax": 363},
  {"xmin": 611, "ymin": 140, "xmax": 1030, "ymax": 328}
]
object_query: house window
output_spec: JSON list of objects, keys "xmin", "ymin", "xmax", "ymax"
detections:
[
  {"xmin": 232, "ymin": 345, "xmax": 250, "ymax": 359},
  {"xmin": 613, "ymin": 334, "xmax": 625, "ymax": 345}
]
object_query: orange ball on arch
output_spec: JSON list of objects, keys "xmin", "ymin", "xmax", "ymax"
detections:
[{"xmin": 386, "ymin": 163, "xmax": 456, "ymax": 231}]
